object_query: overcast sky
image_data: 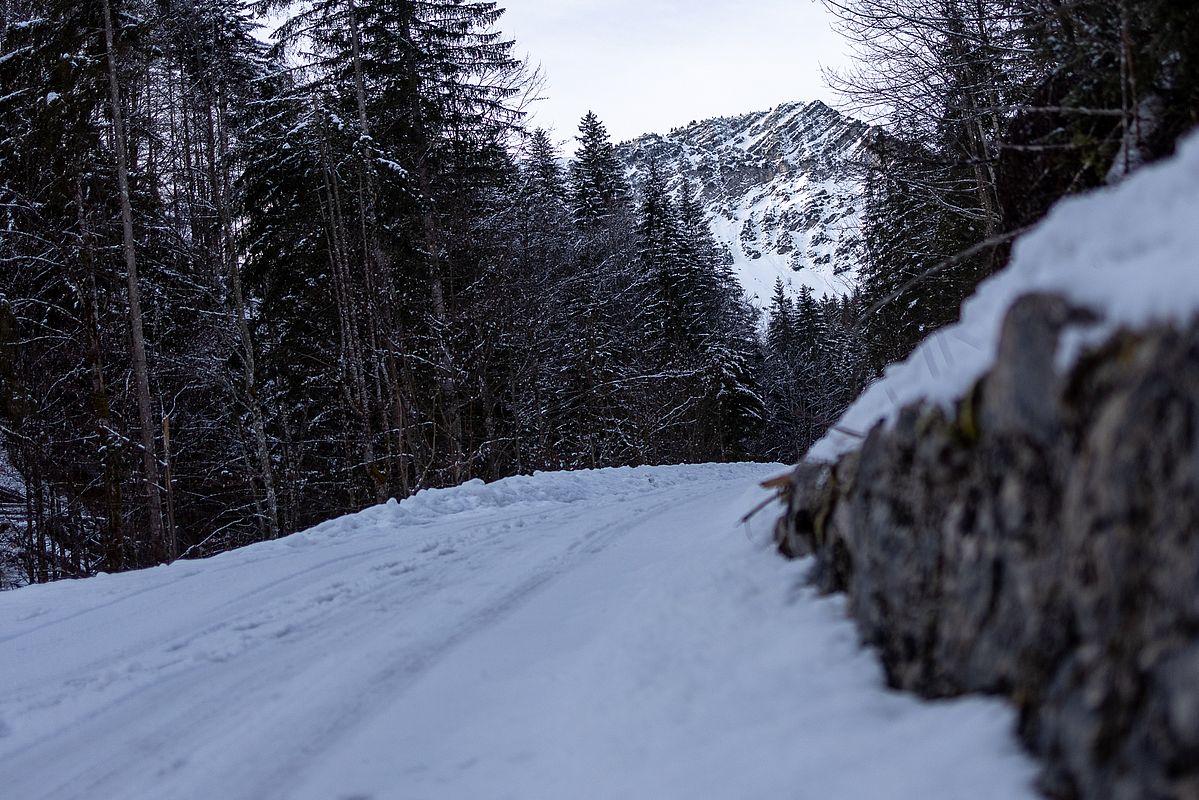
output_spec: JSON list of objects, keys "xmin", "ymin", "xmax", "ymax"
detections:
[{"xmin": 500, "ymin": 0, "xmax": 853, "ymax": 147}]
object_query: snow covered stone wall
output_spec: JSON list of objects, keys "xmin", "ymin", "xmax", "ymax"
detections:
[
  {"xmin": 776, "ymin": 130, "xmax": 1199, "ymax": 799},
  {"xmin": 810, "ymin": 128, "xmax": 1199, "ymax": 462}
]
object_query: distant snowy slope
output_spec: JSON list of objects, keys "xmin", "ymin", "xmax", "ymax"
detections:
[
  {"xmin": 811, "ymin": 128, "xmax": 1199, "ymax": 462},
  {"xmin": 0, "ymin": 463, "xmax": 1036, "ymax": 800},
  {"xmin": 620, "ymin": 101, "xmax": 871, "ymax": 305}
]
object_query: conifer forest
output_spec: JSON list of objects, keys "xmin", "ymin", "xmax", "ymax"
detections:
[{"xmin": 2, "ymin": 0, "xmax": 1197, "ymax": 586}]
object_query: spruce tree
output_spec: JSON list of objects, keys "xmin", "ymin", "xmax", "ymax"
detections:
[
  {"xmin": 570, "ymin": 111, "xmax": 630, "ymax": 227},
  {"xmin": 636, "ymin": 158, "xmax": 686, "ymax": 350},
  {"xmin": 766, "ymin": 279, "xmax": 795, "ymax": 357},
  {"xmin": 524, "ymin": 128, "xmax": 566, "ymax": 201}
]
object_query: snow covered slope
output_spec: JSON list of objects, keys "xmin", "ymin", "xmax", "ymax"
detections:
[
  {"xmin": 0, "ymin": 463, "xmax": 1035, "ymax": 800},
  {"xmin": 810, "ymin": 128, "xmax": 1199, "ymax": 462},
  {"xmin": 620, "ymin": 101, "xmax": 871, "ymax": 305}
]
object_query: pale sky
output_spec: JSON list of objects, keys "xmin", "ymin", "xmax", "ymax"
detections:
[{"xmin": 500, "ymin": 0, "xmax": 853, "ymax": 146}]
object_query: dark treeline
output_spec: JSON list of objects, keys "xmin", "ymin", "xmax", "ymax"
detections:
[
  {"xmin": 831, "ymin": 0, "xmax": 1199, "ymax": 377},
  {"xmin": 760, "ymin": 279, "xmax": 867, "ymax": 461},
  {"xmin": 0, "ymin": 0, "xmax": 789, "ymax": 585}
]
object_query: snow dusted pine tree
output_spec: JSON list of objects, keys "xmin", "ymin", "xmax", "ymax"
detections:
[
  {"xmin": 673, "ymin": 180, "xmax": 764, "ymax": 459},
  {"xmin": 571, "ymin": 111, "xmax": 631, "ymax": 227}
]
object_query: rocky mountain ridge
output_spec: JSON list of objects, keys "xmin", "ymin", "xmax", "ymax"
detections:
[{"xmin": 618, "ymin": 100, "xmax": 872, "ymax": 306}]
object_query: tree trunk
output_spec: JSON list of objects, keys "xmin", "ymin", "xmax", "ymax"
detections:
[
  {"xmin": 396, "ymin": 5, "xmax": 466, "ymax": 482},
  {"xmin": 100, "ymin": 0, "xmax": 170, "ymax": 563},
  {"xmin": 210, "ymin": 85, "xmax": 280, "ymax": 539},
  {"xmin": 75, "ymin": 180, "xmax": 124, "ymax": 572}
]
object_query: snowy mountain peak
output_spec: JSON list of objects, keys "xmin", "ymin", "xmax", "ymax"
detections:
[{"xmin": 620, "ymin": 101, "xmax": 871, "ymax": 305}]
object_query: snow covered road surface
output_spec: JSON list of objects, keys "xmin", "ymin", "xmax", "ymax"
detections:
[{"xmin": 0, "ymin": 463, "xmax": 1037, "ymax": 800}]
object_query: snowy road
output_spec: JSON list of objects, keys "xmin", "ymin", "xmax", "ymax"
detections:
[{"xmin": 0, "ymin": 464, "xmax": 1036, "ymax": 799}]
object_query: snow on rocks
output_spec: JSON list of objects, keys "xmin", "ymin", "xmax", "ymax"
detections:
[{"xmin": 811, "ymin": 128, "xmax": 1199, "ymax": 462}]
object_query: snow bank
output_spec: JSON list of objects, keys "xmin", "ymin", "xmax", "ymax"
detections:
[
  {"xmin": 811, "ymin": 128, "xmax": 1199, "ymax": 462},
  {"xmin": 293, "ymin": 462, "xmax": 771, "ymax": 543}
]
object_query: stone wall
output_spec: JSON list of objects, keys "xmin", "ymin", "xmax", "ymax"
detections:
[{"xmin": 776, "ymin": 294, "xmax": 1199, "ymax": 799}]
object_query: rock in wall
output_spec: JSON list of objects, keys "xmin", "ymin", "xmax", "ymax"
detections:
[{"xmin": 777, "ymin": 293, "xmax": 1199, "ymax": 799}]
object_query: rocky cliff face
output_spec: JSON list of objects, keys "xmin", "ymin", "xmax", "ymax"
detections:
[
  {"xmin": 776, "ymin": 294, "xmax": 1199, "ymax": 799},
  {"xmin": 618, "ymin": 101, "xmax": 871, "ymax": 305}
]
